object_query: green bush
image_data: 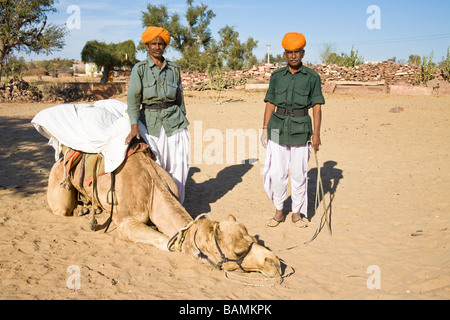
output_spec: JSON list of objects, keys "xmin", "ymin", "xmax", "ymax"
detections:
[
  {"xmin": 320, "ymin": 45, "xmax": 364, "ymax": 67},
  {"xmin": 440, "ymin": 47, "xmax": 450, "ymax": 81},
  {"xmin": 415, "ymin": 52, "xmax": 436, "ymax": 85}
]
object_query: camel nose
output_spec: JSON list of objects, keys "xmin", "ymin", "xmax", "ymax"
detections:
[
  {"xmin": 263, "ymin": 256, "xmax": 282, "ymax": 278},
  {"xmin": 243, "ymin": 243, "xmax": 281, "ymax": 278}
]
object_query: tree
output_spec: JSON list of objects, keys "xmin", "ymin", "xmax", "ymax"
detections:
[
  {"xmin": 0, "ymin": 0, "xmax": 67, "ymax": 81},
  {"xmin": 319, "ymin": 43, "xmax": 336, "ymax": 64},
  {"xmin": 343, "ymin": 46, "xmax": 364, "ymax": 67},
  {"xmin": 439, "ymin": 47, "xmax": 450, "ymax": 81},
  {"xmin": 33, "ymin": 57, "xmax": 73, "ymax": 75},
  {"xmin": 81, "ymin": 40, "xmax": 137, "ymax": 83},
  {"xmin": 415, "ymin": 51, "xmax": 436, "ymax": 85},
  {"xmin": 319, "ymin": 45, "xmax": 364, "ymax": 67},
  {"xmin": 217, "ymin": 26, "xmax": 240, "ymax": 70},
  {"xmin": 408, "ymin": 54, "xmax": 422, "ymax": 65},
  {"xmin": 141, "ymin": 0, "xmax": 215, "ymax": 53},
  {"xmin": 140, "ymin": 0, "xmax": 216, "ymax": 71},
  {"xmin": 217, "ymin": 26, "xmax": 258, "ymax": 70},
  {"xmin": 176, "ymin": 43, "xmax": 209, "ymax": 71},
  {"xmin": 262, "ymin": 54, "xmax": 285, "ymax": 66},
  {"xmin": 242, "ymin": 39, "xmax": 259, "ymax": 69},
  {"xmin": 141, "ymin": 0, "xmax": 258, "ymax": 72},
  {"xmin": 2, "ymin": 55, "xmax": 27, "ymax": 78}
]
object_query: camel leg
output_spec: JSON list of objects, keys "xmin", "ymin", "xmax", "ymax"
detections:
[
  {"xmin": 117, "ymin": 217, "xmax": 170, "ymax": 251},
  {"xmin": 47, "ymin": 160, "xmax": 76, "ymax": 216}
]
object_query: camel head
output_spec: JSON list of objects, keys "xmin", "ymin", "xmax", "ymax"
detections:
[{"xmin": 189, "ymin": 215, "xmax": 281, "ymax": 278}]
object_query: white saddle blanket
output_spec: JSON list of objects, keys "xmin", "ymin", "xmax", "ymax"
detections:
[{"xmin": 31, "ymin": 99, "xmax": 158, "ymax": 173}]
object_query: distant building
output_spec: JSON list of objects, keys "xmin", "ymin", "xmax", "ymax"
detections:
[
  {"xmin": 58, "ymin": 65, "xmax": 74, "ymax": 77},
  {"xmin": 85, "ymin": 62, "xmax": 102, "ymax": 76},
  {"xmin": 72, "ymin": 63, "xmax": 85, "ymax": 74}
]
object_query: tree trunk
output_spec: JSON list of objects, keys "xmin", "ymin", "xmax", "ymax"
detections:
[
  {"xmin": 100, "ymin": 66, "xmax": 111, "ymax": 84},
  {"xmin": 0, "ymin": 50, "xmax": 5, "ymax": 83},
  {"xmin": 0, "ymin": 42, "xmax": 7, "ymax": 82}
]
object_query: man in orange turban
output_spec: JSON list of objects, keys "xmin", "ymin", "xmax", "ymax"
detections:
[
  {"xmin": 281, "ymin": 32, "xmax": 306, "ymax": 51},
  {"xmin": 281, "ymin": 32, "xmax": 306, "ymax": 71},
  {"xmin": 261, "ymin": 32, "xmax": 325, "ymax": 228},
  {"xmin": 125, "ymin": 26, "xmax": 190, "ymax": 204},
  {"xmin": 139, "ymin": 27, "xmax": 171, "ymax": 68},
  {"xmin": 141, "ymin": 26, "xmax": 171, "ymax": 46}
]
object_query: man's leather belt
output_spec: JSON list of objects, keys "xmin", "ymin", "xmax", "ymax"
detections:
[
  {"xmin": 276, "ymin": 106, "xmax": 308, "ymax": 117},
  {"xmin": 143, "ymin": 102, "xmax": 173, "ymax": 110}
]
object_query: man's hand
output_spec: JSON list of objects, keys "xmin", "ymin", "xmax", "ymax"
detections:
[
  {"xmin": 125, "ymin": 124, "xmax": 140, "ymax": 145},
  {"xmin": 260, "ymin": 128, "xmax": 268, "ymax": 148},
  {"xmin": 311, "ymin": 133, "xmax": 321, "ymax": 153},
  {"xmin": 311, "ymin": 104, "xmax": 322, "ymax": 153}
]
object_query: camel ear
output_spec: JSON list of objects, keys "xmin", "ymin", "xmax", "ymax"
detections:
[{"xmin": 227, "ymin": 214, "xmax": 237, "ymax": 221}]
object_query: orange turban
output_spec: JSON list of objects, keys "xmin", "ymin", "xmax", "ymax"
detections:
[
  {"xmin": 142, "ymin": 26, "xmax": 171, "ymax": 45},
  {"xmin": 282, "ymin": 32, "xmax": 306, "ymax": 51}
]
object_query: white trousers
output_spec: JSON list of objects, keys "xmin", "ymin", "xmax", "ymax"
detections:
[
  {"xmin": 263, "ymin": 140, "xmax": 311, "ymax": 216},
  {"xmin": 147, "ymin": 126, "xmax": 190, "ymax": 204}
]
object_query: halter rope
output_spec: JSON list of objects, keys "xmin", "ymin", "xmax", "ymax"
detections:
[{"xmin": 275, "ymin": 148, "xmax": 332, "ymax": 252}]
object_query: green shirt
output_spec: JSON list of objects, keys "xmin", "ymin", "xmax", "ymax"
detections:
[
  {"xmin": 264, "ymin": 64, "xmax": 325, "ymax": 145},
  {"xmin": 127, "ymin": 57, "xmax": 189, "ymax": 137}
]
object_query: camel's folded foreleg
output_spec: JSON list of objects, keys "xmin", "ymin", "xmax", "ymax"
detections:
[
  {"xmin": 47, "ymin": 159, "xmax": 76, "ymax": 216},
  {"xmin": 117, "ymin": 217, "xmax": 169, "ymax": 251}
]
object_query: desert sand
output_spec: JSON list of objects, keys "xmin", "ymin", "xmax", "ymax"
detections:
[{"xmin": 0, "ymin": 90, "xmax": 449, "ymax": 300}]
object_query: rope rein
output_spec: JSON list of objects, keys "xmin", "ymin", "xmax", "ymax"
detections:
[
  {"xmin": 275, "ymin": 147, "xmax": 332, "ymax": 252},
  {"xmin": 167, "ymin": 213, "xmax": 208, "ymax": 252},
  {"xmin": 225, "ymin": 147, "xmax": 332, "ymax": 286},
  {"xmin": 223, "ymin": 259, "xmax": 295, "ymax": 287}
]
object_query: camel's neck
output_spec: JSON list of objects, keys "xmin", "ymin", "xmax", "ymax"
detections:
[
  {"xmin": 148, "ymin": 187, "xmax": 193, "ymax": 238},
  {"xmin": 135, "ymin": 154, "xmax": 194, "ymax": 237}
]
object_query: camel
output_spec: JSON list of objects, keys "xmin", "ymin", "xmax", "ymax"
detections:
[{"xmin": 47, "ymin": 142, "xmax": 282, "ymax": 278}]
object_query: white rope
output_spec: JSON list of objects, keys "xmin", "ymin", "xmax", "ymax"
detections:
[
  {"xmin": 223, "ymin": 259, "xmax": 295, "ymax": 287},
  {"xmin": 219, "ymin": 148, "xmax": 332, "ymax": 286},
  {"xmin": 168, "ymin": 213, "xmax": 209, "ymax": 252}
]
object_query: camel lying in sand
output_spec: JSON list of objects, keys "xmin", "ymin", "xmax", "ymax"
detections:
[{"xmin": 47, "ymin": 143, "xmax": 281, "ymax": 278}]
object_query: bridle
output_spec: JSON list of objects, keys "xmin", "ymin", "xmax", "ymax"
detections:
[
  {"xmin": 168, "ymin": 216, "xmax": 290, "ymax": 286},
  {"xmin": 167, "ymin": 215, "xmax": 255, "ymax": 272},
  {"xmin": 193, "ymin": 227, "xmax": 255, "ymax": 273}
]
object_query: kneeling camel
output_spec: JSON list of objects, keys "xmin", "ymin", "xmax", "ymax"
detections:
[{"xmin": 47, "ymin": 144, "xmax": 281, "ymax": 278}]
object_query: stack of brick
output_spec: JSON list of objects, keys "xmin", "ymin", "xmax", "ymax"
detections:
[
  {"xmin": 0, "ymin": 77, "xmax": 43, "ymax": 102},
  {"xmin": 181, "ymin": 62, "xmax": 277, "ymax": 90},
  {"xmin": 181, "ymin": 61, "xmax": 448, "ymax": 91},
  {"xmin": 308, "ymin": 61, "xmax": 435, "ymax": 86}
]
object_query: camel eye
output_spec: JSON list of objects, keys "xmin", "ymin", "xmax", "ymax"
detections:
[
  {"xmin": 234, "ymin": 242, "xmax": 251, "ymax": 257},
  {"xmin": 234, "ymin": 249, "xmax": 247, "ymax": 257}
]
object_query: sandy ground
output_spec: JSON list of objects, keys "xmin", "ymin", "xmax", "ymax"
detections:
[{"xmin": 0, "ymin": 90, "xmax": 449, "ymax": 300}]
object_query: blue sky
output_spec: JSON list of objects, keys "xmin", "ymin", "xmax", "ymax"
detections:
[{"xmin": 26, "ymin": 0, "xmax": 450, "ymax": 64}]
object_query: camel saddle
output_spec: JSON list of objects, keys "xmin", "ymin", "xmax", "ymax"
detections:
[{"xmin": 60, "ymin": 140, "xmax": 155, "ymax": 188}]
